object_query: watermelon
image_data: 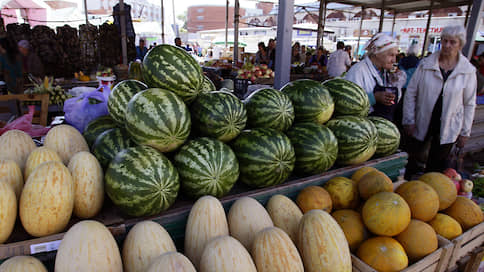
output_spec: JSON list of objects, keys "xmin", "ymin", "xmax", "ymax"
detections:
[
  {"xmin": 126, "ymin": 88, "xmax": 191, "ymax": 153},
  {"xmin": 174, "ymin": 137, "xmax": 239, "ymax": 198},
  {"xmin": 244, "ymin": 88, "xmax": 294, "ymax": 131},
  {"xmin": 191, "ymin": 91, "xmax": 247, "ymax": 142},
  {"xmin": 142, "ymin": 44, "xmax": 204, "ymax": 103},
  {"xmin": 326, "ymin": 116, "xmax": 378, "ymax": 165},
  {"xmin": 322, "ymin": 78, "xmax": 370, "ymax": 117},
  {"xmin": 201, "ymin": 75, "xmax": 216, "ymax": 93},
  {"xmin": 368, "ymin": 116, "xmax": 400, "ymax": 157},
  {"xmin": 108, "ymin": 79, "xmax": 148, "ymax": 125},
  {"xmin": 92, "ymin": 128, "xmax": 134, "ymax": 168},
  {"xmin": 105, "ymin": 145, "xmax": 180, "ymax": 216},
  {"xmin": 286, "ymin": 122, "xmax": 338, "ymax": 175},
  {"xmin": 83, "ymin": 116, "xmax": 117, "ymax": 147},
  {"xmin": 280, "ymin": 79, "xmax": 334, "ymax": 124},
  {"xmin": 231, "ymin": 128, "xmax": 295, "ymax": 188}
]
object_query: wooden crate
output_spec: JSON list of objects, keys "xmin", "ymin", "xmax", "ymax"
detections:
[
  {"xmin": 352, "ymin": 236, "xmax": 453, "ymax": 272},
  {"xmin": 447, "ymin": 221, "xmax": 484, "ymax": 271}
]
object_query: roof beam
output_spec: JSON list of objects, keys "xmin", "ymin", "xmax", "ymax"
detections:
[
  {"xmin": 394, "ymin": 0, "xmax": 471, "ymax": 13},
  {"xmin": 327, "ymin": 0, "xmax": 471, "ymax": 12}
]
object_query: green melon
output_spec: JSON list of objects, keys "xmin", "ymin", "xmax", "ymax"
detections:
[
  {"xmin": 368, "ymin": 116, "xmax": 400, "ymax": 157},
  {"xmin": 322, "ymin": 78, "xmax": 370, "ymax": 117},
  {"xmin": 108, "ymin": 79, "xmax": 148, "ymax": 125},
  {"xmin": 201, "ymin": 75, "xmax": 216, "ymax": 93},
  {"xmin": 244, "ymin": 88, "xmax": 294, "ymax": 131},
  {"xmin": 92, "ymin": 128, "xmax": 134, "ymax": 168},
  {"xmin": 83, "ymin": 116, "xmax": 117, "ymax": 148}
]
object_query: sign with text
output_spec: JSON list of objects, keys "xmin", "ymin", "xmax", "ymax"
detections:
[{"xmin": 400, "ymin": 27, "xmax": 443, "ymax": 34}]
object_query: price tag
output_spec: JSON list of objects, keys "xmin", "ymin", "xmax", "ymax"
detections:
[{"xmin": 30, "ymin": 240, "xmax": 61, "ymax": 254}]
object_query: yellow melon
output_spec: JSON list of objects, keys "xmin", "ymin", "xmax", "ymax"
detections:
[
  {"xmin": 351, "ymin": 166, "xmax": 377, "ymax": 183},
  {"xmin": 357, "ymin": 237, "xmax": 408, "ymax": 272},
  {"xmin": 444, "ymin": 196, "xmax": 483, "ymax": 230},
  {"xmin": 331, "ymin": 209, "xmax": 368, "ymax": 252},
  {"xmin": 395, "ymin": 180, "xmax": 439, "ymax": 221},
  {"xmin": 0, "ymin": 159, "xmax": 23, "ymax": 199},
  {"xmin": 0, "ymin": 129, "xmax": 36, "ymax": 171},
  {"xmin": 296, "ymin": 186, "xmax": 332, "ymax": 213},
  {"xmin": 147, "ymin": 252, "xmax": 196, "ymax": 272},
  {"xmin": 323, "ymin": 176, "xmax": 359, "ymax": 209},
  {"xmin": 199, "ymin": 236, "xmax": 257, "ymax": 272},
  {"xmin": 266, "ymin": 194, "xmax": 303, "ymax": 243},
  {"xmin": 19, "ymin": 161, "xmax": 74, "ymax": 237},
  {"xmin": 362, "ymin": 192, "xmax": 411, "ymax": 236},
  {"xmin": 396, "ymin": 219, "xmax": 438, "ymax": 262},
  {"xmin": 24, "ymin": 147, "xmax": 62, "ymax": 180},
  {"xmin": 358, "ymin": 170, "xmax": 393, "ymax": 200},
  {"xmin": 0, "ymin": 256, "xmax": 47, "ymax": 272},
  {"xmin": 419, "ymin": 172, "xmax": 457, "ymax": 210},
  {"xmin": 44, "ymin": 125, "xmax": 89, "ymax": 164},
  {"xmin": 0, "ymin": 182, "xmax": 16, "ymax": 244},
  {"xmin": 67, "ymin": 152, "xmax": 104, "ymax": 219},
  {"xmin": 429, "ymin": 213, "xmax": 462, "ymax": 240}
]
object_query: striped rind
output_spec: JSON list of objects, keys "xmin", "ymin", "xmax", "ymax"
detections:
[
  {"xmin": 174, "ymin": 137, "xmax": 239, "ymax": 198},
  {"xmin": 231, "ymin": 128, "xmax": 295, "ymax": 188},
  {"xmin": 368, "ymin": 116, "xmax": 401, "ymax": 156},
  {"xmin": 191, "ymin": 91, "xmax": 247, "ymax": 142},
  {"xmin": 92, "ymin": 128, "xmax": 134, "ymax": 168},
  {"xmin": 200, "ymin": 75, "xmax": 216, "ymax": 93},
  {"xmin": 83, "ymin": 116, "xmax": 117, "ymax": 148},
  {"xmin": 105, "ymin": 145, "xmax": 180, "ymax": 217},
  {"xmin": 142, "ymin": 44, "xmax": 204, "ymax": 103},
  {"xmin": 326, "ymin": 116, "xmax": 378, "ymax": 165},
  {"xmin": 126, "ymin": 88, "xmax": 191, "ymax": 153},
  {"xmin": 323, "ymin": 78, "xmax": 370, "ymax": 117},
  {"xmin": 286, "ymin": 122, "xmax": 338, "ymax": 175},
  {"xmin": 108, "ymin": 80, "xmax": 148, "ymax": 125},
  {"xmin": 244, "ymin": 88, "xmax": 295, "ymax": 131},
  {"xmin": 280, "ymin": 79, "xmax": 334, "ymax": 124}
]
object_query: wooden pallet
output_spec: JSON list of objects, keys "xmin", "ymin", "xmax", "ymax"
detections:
[
  {"xmin": 0, "ymin": 94, "xmax": 49, "ymax": 126},
  {"xmin": 447, "ymin": 221, "xmax": 484, "ymax": 271},
  {"xmin": 352, "ymin": 236, "xmax": 453, "ymax": 272}
]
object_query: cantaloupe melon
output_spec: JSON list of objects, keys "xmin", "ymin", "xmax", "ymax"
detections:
[
  {"xmin": 351, "ymin": 166, "xmax": 377, "ymax": 183},
  {"xmin": 396, "ymin": 219, "xmax": 438, "ymax": 262},
  {"xmin": 44, "ymin": 125, "xmax": 89, "ymax": 164},
  {"xmin": 0, "ymin": 256, "xmax": 47, "ymax": 272},
  {"xmin": 0, "ymin": 159, "xmax": 23, "ymax": 199},
  {"xmin": 296, "ymin": 186, "xmax": 332, "ymax": 213},
  {"xmin": 147, "ymin": 252, "xmax": 196, "ymax": 272},
  {"xmin": 419, "ymin": 172, "xmax": 457, "ymax": 210},
  {"xmin": 444, "ymin": 196, "xmax": 483, "ymax": 230},
  {"xmin": 358, "ymin": 170, "xmax": 393, "ymax": 200},
  {"xmin": 429, "ymin": 213, "xmax": 462, "ymax": 240},
  {"xmin": 362, "ymin": 192, "xmax": 411, "ymax": 236},
  {"xmin": 266, "ymin": 194, "xmax": 303, "ymax": 243},
  {"xmin": 0, "ymin": 129, "xmax": 36, "ymax": 171},
  {"xmin": 395, "ymin": 180, "xmax": 439, "ymax": 222},
  {"xmin": 357, "ymin": 237, "xmax": 408, "ymax": 272},
  {"xmin": 24, "ymin": 147, "xmax": 62, "ymax": 180},
  {"xmin": 0, "ymin": 182, "xmax": 16, "ymax": 244},
  {"xmin": 331, "ymin": 209, "xmax": 368, "ymax": 252},
  {"xmin": 323, "ymin": 176, "xmax": 359, "ymax": 209},
  {"xmin": 199, "ymin": 236, "xmax": 257, "ymax": 272}
]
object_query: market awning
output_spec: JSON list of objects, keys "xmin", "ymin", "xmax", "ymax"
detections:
[
  {"xmin": 0, "ymin": 0, "xmax": 49, "ymax": 9},
  {"xmin": 325, "ymin": 0, "xmax": 471, "ymax": 13}
]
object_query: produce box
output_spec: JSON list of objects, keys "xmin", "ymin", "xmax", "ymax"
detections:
[
  {"xmin": 447, "ymin": 221, "xmax": 484, "ymax": 271},
  {"xmin": 352, "ymin": 235, "xmax": 453, "ymax": 272}
]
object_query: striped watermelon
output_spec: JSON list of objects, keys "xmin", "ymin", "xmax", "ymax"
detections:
[
  {"xmin": 108, "ymin": 79, "xmax": 148, "ymax": 125},
  {"xmin": 174, "ymin": 137, "xmax": 239, "ymax": 198},
  {"xmin": 191, "ymin": 91, "xmax": 247, "ymax": 142},
  {"xmin": 368, "ymin": 116, "xmax": 400, "ymax": 157},
  {"xmin": 322, "ymin": 78, "xmax": 370, "ymax": 117},
  {"xmin": 231, "ymin": 128, "xmax": 295, "ymax": 188},
  {"xmin": 83, "ymin": 116, "xmax": 117, "ymax": 148},
  {"xmin": 286, "ymin": 122, "xmax": 338, "ymax": 175},
  {"xmin": 201, "ymin": 75, "xmax": 216, "ymax": 93},
  {"xmin": 92, "ymin": 128, "xmax": 134, "ymax": 168},
  {"xmin": 280, "ymin": 79, "xmax": 334, "ymax": 124},
  {"xmin": 326, "ymin": 116, "xmax": 378, "ymax": 165},
  {"xmin": 244, "ymin": 88, "xmax": 294, "ymax": 131},
  {"xmin": 126, "ymin": 88, "xmax": 191, "ymax": 153},
  {"xmin": 143, "ymin": 44, "xmax": 204, "ymax": 103},
  {"xmin": 105, "ymin": 145, "xmax": 180, "ymax": 216}
]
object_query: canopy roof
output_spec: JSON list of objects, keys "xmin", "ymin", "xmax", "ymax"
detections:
[
  {"xmin": 327, "ymin": 0, "xmax": 472, "ymax": 13},
  {"xmin": 0, "ymin": 0, "xmax": 49, "ymax": 9}
]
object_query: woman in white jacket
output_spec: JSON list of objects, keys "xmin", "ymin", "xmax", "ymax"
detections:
[{"xmin": 403, "ymin": 25, "xmax": 476, "ymax": 179}]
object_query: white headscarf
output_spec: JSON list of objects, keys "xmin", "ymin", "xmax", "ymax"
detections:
[{"xmin": 365, "ymin": 33, "xmax": 398, "ymax": 55}]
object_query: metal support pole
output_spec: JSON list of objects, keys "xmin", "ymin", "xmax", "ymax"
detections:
[
  {"xmin": 172, "ymin": 0, "xmax": 178, "ymax": 37},
  {"xmin": 234, "ymin": 0, "xmax": 239, "ymax": 64},
  {"xmin": 465, "ymin": 3, "xmax": 472, "ymax": 26},
  {"xmin": 83, "ymin": 0, "xmax": 89, "ymax": 25},
  {"xmin": 463, "ymin": 0, "xmax": 484, "ymax": 58},
  {"xmin": 225, "ymin": 0, "xmax": 229, "ymax": 49},
  {"xmin": 391, "ymin": 10, "xmax": 396, "ymax": 36},
  {"xmin": 316, "ymin": 0, "xmax": 324, "ymax": 48},
  {"xmin": 356, "ymin": 6, "xmax": 364, "ymax": 59},
  {"xmin": 379, "ymin": 0, "xmax": 385, "ymax": 32},
  {"xmin": 421, "ymin": 0, "xmax": 434, "ymax": 57},
  {"xmin": 120, "ymin": 0, "xmax": 128, "ymax": 65},
  {"xmin": 274, "ymin": 0, "xmax": 294, "ymax": 89},
  {"xmin": 321, "ymin": 1, "xmax": 327, "ymax": 48},
  {"xmin": 161, "ymin": 0, "xmax": 165, "ymax": 44}
]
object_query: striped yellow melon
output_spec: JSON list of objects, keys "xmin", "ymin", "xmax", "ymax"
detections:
[
  {"xmin": 67, "ymin": 152, "xmax": 104, "ymax": 219},
  {"xmin": 266, "ymin": 194, "xmax": 303, "ymax": 243},
  {"xmin": 44, "ymin": 125, "xmax": 89, "ymax": 164},
  {"xmin": 0, "ymin": 182, "xmax": 16, "ymax": 244},
  {"xmin": 147, "ymin": 252, "xmax": 196, "ymax": 272},
  {"xmin": 252, "ymin": 227, "xmax": 304, "ymax": 272},
  {"xmin": 0, "ymin": 159, "xmax": 23, "ymax": 199},
  {"xmin": 228, "ymin": 196, "xmax": 274, "ymax": 250},
  {"xmin": 199, "ymin": 236, "xmax": 257, "ymax": 272},
  {"xmin": 122, "ymin": 221, "xmax": 176, "ymax": 272},
  {"xmin": 297, "ymin": 209, "xmax": 352, "ymax": 272},
  {"xmin": 19, "ymin": 161, "xmax": 74, "ymax": 237},
  {"xmin": 0, "ymin": 129, "xmax": 36, "ymax": 171},
  {"xmin": 185, "ymin": 196, "xmax": 229, "ymax": 269},
  {"xmin": 24, "ymin": 147, "xmax": 62, "ymax": 180},
  {"xmin": 0, "ymin": 256, "xmax": 47, "ymax": 272},
  {"xmin": 55, "ymin": 220, "xmax": 122, "ymax": 272},
  {"xmin": 429, "ymin": 213, "xmax": 462, "ymax": 240}
]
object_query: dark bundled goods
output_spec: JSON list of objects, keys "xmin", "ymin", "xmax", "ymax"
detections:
[
  {"xmin": 30, "ymin": 25, "xmax": 63, "ymax": 76},
  {"xmin": 98, "ymin": 23, "xmax": 121, "ymax": 68},
  {"xmin": 79, "ymin": 24, "xmax": 98, "ymax": 73},
  {"xmin": 57, "ymin": 25, "xmax": 81, "ymax": 77},
  {"xmin": 6, "ymin": 23, "xmax": 31, "ymax": 45}
]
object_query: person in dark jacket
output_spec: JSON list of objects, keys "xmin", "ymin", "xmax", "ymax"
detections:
[{"xmin": 17, "ymin": 39, "xmax": 43, "ymax": 78}]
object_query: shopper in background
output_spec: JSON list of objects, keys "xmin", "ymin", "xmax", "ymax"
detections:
[
  {"xmin": 309, "ymin": 46, "xmax": 328, "ymax": 68},
  {"xmin": 398, "ymin": 43, "xmax": 420, "ymax": 89},
  {"xmin": 174, "ymin": 37, "xmax": 182, "ymax": 48},
  {"xmin": 345, "ymin": 45, "xmax": 353, "ymax": 61},
  {"xmin": 0, "ymin": 38, "xmax": 23, "ymax": 93},
  {"xmin": 17, "ymin": 39, "xmax": 43, "ymax": 78},
  {"xmin": 291, "ymin": 42, "xmax": 302, "ymax": 64},
  {"xmin": 327, "ymin": 41, "xmax": 351, "ymax": 77},
  {"xmin": 267, "ymin": 38, "xmax": 276, "ymax": 69},
  {"xmin": 135, "ymin": 38, "xmax": 148, "ymax": 60},
  {"xmin": 255, "ymin": 42, "xmax": 269, "ymax": 65},
  {"xmin": 403, "ymin": 25, "xmax": 477, "ymax": 179}
]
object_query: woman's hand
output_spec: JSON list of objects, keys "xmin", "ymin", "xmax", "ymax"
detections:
[
  {"xmin": 456, "ymin": 135, "xmax": 468, "ymax": 148},
  {"xmin": 374, "ymin": 91, "xmax": 396, "ymax": 106},
  {"xmin": 404, "ymin": 124, "xmax": 416, "ymax": 137}
]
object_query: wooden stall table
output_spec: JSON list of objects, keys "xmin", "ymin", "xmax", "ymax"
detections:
[{"xmin": 0, "ymin": 94, "xmax": 49, "ymax": 126}]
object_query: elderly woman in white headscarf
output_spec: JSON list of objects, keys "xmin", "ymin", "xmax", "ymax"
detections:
[
  {"xmin": 402, "ymin": 25, "xmax": 476, "ymax": 179},
  {"xmin": 345, "ymin": 33, "xmax": 406, "ymax": 122}
]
